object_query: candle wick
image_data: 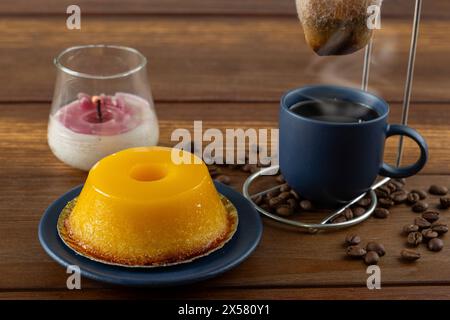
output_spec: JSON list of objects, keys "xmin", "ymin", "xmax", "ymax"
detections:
[{"xmin": 96, "ymin": 99, "xmax": 103, "ymax": 122}]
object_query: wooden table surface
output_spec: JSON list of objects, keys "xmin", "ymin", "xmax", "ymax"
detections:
[{"xmin": 1, "ymin": 0, "xmax": 450, "ymax": 300}]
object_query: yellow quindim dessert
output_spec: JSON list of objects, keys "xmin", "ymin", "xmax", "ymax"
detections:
[{"xmin": 59, "ymin": 147, "xmax": 237, "ymax": 267}]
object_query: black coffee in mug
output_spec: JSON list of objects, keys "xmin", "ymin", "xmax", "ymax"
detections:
[{"xmin": 289, "ymin": 99, "xmax": 380, "ymax": 123}]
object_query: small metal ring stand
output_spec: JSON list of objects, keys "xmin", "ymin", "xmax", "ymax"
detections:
[{"xmin": 242, "ymin": 0, "xmax": 423, "ymax": 231}]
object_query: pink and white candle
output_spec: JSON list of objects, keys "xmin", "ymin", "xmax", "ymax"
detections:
[{"xmin": 48, "ymin": 92, "xmax": 159, "ymax": 170}]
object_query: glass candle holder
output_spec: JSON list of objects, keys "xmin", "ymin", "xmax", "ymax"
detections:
[{"xmin": 48, "ymin": 45, "xmax": 159, "ymax": 171}]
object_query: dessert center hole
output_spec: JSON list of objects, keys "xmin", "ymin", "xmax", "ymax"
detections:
[{"xmin": 130, "ymin": 164, "xmax": 168, "ymax": 182}]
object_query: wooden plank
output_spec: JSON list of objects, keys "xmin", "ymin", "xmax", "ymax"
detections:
[
  {"xmin": 1, "ymin": 102, "xmax": 449, "ymax": 175},
  {"xmin": 0, "ymin": 102, "xmax": 450, "ymax": 291},
  {"xmin": 1, "ymin": 286, "xmax": 450, "ymax": 300},
  {"xmin": 0, "ymin": 0, "xmax": 448, "ymax": 19},
  {"xmin": 0, "ymin": 173, "xmax": 449, "ymax": 290},
  {"xmin": 0, "ymin": 17, "xmax": 449, "ymax": 103}
]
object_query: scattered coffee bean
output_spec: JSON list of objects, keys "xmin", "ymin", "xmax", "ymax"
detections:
[
  {"xmin": 414, "ymin": 217, "xmax": 431, "ymax": 229},
  {"xmin": 345, "ymin": 234, "xmax": 361, "ymax": 246},
  {"xmin": 278, "ymin": 191, "xmax": 291, "ymax": 200},
  {"xmin": 431, "ymin": 222, "xmax": 449, "ymax": 235},
  {"xmin": 366, "ymin": 242, "xmax": 386, "ymax": 256},
  {"xmin": 422, "ymin": 228, "xmax": 439, "ymax": 240},
  {"xmin": 254, "ymin": 195, "xmax": 263, "ymax": 205},
  {"xmin": 374, "ymin": 208, "xmax": 389, "ymax": 219},
  {"xmin": 343, "ymin": 208, "xmax": 353, "ymax": 220},
  {"xmin": 403, "ymin": 224, "xmax": 419, "ymax": 234},
  {"xmin": 357, "ymin": 197, "xmax": 371, "ymax": 208},
  {"xmin": 215, "ymin": 175, "xmax": 231, "ymax": 185},
  {"xmin": 387, "ymin": 182, "xmax": 398, "ymax": 193},
  {"xmin": 412, "ymin": 201, "xmax": 429, "ymax": 213},
  {"xmin": 390, "ymin": 190, "xmax": 408, "ymax": 203},
  {"xmin": 267, "ymin": 189, "xmax": 281, "ymax": 198},
  {"xmin": 287, "ymin": 198, "xmax": 298, "ymax": 209},
  {"xmin": 421, "ymin": 211, "xmax": 440, "ymax": 223},
  {"xmin": 333, "ymin": 215, "xmax": 347, "ymax": 223},
  {"xmin": 378, "ymin": 198, "xmax": 395, "ymax": 208},
  {"xmin": 268, "ymin": 197, "xmax": 283, "ymax": 208},
  {"xmin": 280, "ymin": 184, "xmax": 291, "ymax": 192},
  {"xmin": 429, "ymin": 185, "xmax": 448, "ymax": 196},
  {"xmin": 352, "ymin": 207, "xmax": 366, "ymax": 217},
  {"xmin": 411, "ymin": 189, "xmax": 427, "ymax": 200},
  {"xmin": 299, "ymin": 200, "xmax": 312, "ymax": 211},
  {"xmin": 401, "ymin": 249, "xmax": 421, "ymax": 261},
  {"xmin": 407, "ymin": 231, "xmax": 423, "ymax": 247},
  {"xmin": 276, "ymin": 205, "xmax": 294, "ymax": 217},
  {"xmin": 346, "ymin": 245, "xmax": 366, "ymax": 258},
  {"xmin": 364, "ymin": 251, "xmax": 380, "ymax": 265},
  {"xmin": 276, "ymin": 175, "xmax": 285, "ymax": 183},
  {"xmin": 407, "ymin": 192, "xmax": 421, "ymax": 205},
  {"xmin": 289, "ymin": 190, "xmax": 300, "ymax": 200},
  {"xmin": 428, "ymin": 238, "xmax": 444, "ymax": 252},
  {"xmin": 440, "ymin": 196, "xmax": 450, "ymax": 209},
  {"xmin": 375, "ymin": 188, "xmax": 389, "ymax": 199},
  {"xmin": 379, "ymin": 185, "xmax": 392, "ymax": 195},
  {"xmin": 395, "ymin": 178, "xmax": 406, "ymax": 186}
]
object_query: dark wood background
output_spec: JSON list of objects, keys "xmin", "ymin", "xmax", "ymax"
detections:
[{"xmin": 0, "ymin": 0, "xmax": 449, "ymax": 299}]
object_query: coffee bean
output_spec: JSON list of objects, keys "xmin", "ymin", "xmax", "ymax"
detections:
[
  {"xmin": 343, "ymin": 208, "xmax": 353, "ymax": 220},
  {"xmin": 333, "ymin": 215, "xmax": 347, "ymax": 223},
  {"xmin": 279, "ymin": 191, "xmax": 291, "ymax": 200},
  {"xmin": 276, "ymin": 205, "xmax": 294, "ymax": 217},
  {"xmin": 378, "ymin": 198, "xmax": 395, "ymax": 208},
  {"xmin": 390, "ymin": 190, "xmax": 408, "ymax": 203},
  {"xmin": 428, "ymin": 238, "xmax": 444, "ymax": 252},
  {"xmin": 387, "ymin": 182, "xmax": 398, "ymax": 193},
  {"xmin": 346, "ymin": 245, "xmax": 366, "ymax": 258},
  {"xmin": 431, "ymin": 222, "xmax": 449, "ymax": 235},
  {"xmin": 403, "ymin": 224, "xmax": 419, "ymax": 234},
  {"xmin": 411, "ymin": 189, "xmax": 427, "ymax": 200},
  {"xmin": 241, "ymin": 164, "xmax": 252, "ymax": 173},
  {"xmin": 287, "ymin": 198, "xmax": 298, "ymax": 209},
  {"xmin": 289, "ymin": 190, "xmax": 300, "ymax": 200},
  {"xmin": 254, "ymin": 195, "xmax": 263, "ymax": 205},
  {"xmin": 268, "ymin": 197, "xmax": 283, "ymax": 208},
  {"xmin": 392, "ymin": 179, "xmax": 406, "ymax": 190},
  {"xmin": 216, "ymin": 175, "xmax": 231, "ymax": 185},
  {"xmin": 276, "ymin": 175, "xmax": 286, "ymax": 183},
  {"xmin": 280, "ymin": 184, "xmax": 291, "ymax": 192},
  {"xmin": 440, "ymin": 196, "xmax": 450, "ymax": 209},
  {"xmin": 414, "ymin": 217, "xmax": 431, "ymax": 229},
  {"xmin": 412, "ymin": 201, "xmax": 429, "ymax": 213},
  {"xmin": 374, "ymin": 208, "xmax": 389, "ymax": 219},
  {"xmin": 407, "ymin": 231, "xmax": 423, "ymax": 246},
  {"xmin": 429, "ymin": 185, "xmax": 448, "ymax": 196},
  {"xmin": 375, "ymin": 189, "xmax": 389, "ymax": 199},
  {"xmin": 267, "ymin": 189, "xmax": 281, "ymax": 198},
  {"xmin": 352, "ymin": 207, "xmax": 366, "ymax": 217},
  {"xmin": 366, "ymin": 242, "xmax": 386, "ymax": 256},
  {"xmin": 401, "ymin": 249, "xmax": 421, "ymax": 261},
  {"xmin": 260, "ymin": 203, "xmax": 271, "ymax": 213},
  {"xmin": 364, "ymin": 251, "xmax": 380, "ymax": 265},
  {"xmin": 357, "ymin": 197, "xmax": 372, "ymax": 208},
  {"xmin": 421, "ymin": 211, "xmax": 440, "ymax": 223},
  {"xmin": 299, "ymin": 200, "xmax": 312, "ymax": 211},
  {"xmin": 407, "ymin": 192, "xmax": 421, "ymax": 205},
  {"xmin": 422, "ymin": 228, "xmax": 439, "ymax": 240},
  {"xmin": 379, "ymin": 185, "xmax": 392, "ymax": 195},
  {"xmin": 345, "ymin": 234, "xmax": 361, "ymax": 246}
]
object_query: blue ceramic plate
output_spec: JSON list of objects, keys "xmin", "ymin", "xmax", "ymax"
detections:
[{"xmin": 38, "ymin": 182, "xmax": 262, "ymax": 287}]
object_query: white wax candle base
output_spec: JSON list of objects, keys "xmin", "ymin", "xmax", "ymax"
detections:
[{"xmin": 48, "ymin": 94, "xmax": 159, "ymax": 171}]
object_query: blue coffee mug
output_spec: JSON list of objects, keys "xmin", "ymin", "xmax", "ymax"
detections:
[{"xmin": 279, "ymin": 85, "xmax": 428, "ymax": 207}]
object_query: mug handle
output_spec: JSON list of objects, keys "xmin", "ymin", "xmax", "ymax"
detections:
[{"xmin": 379, "ymin": 124, "xmax": 428, "ymax": 178}]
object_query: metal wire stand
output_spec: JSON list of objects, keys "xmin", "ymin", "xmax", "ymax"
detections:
[{"xmin": 242, "ymin": 0, "xmax": 423, "ymax": 232}]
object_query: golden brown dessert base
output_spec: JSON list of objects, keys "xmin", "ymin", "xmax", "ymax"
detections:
[{"xmin": 57, "ymin": 195, "xmax": 239, "ymax": 268}]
